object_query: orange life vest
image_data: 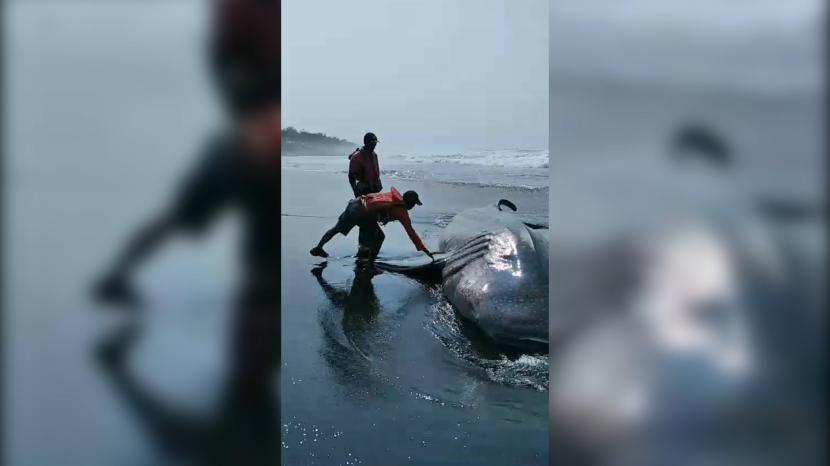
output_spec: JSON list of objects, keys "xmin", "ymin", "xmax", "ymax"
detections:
[
  {"xmin": 360, "ymin": 187, "xmax": 406, "ymax": 215},
  {"xmin": 358, "ymin": 187, "xmax": 428, "ymax": 252}
]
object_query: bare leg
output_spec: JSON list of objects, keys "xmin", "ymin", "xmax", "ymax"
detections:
[
  {"xmin": 311, "ymin": 225, "xmax": 339, "ymax": 257},
  {"xmin": 316, "ymin": 226, "xmax": 339, "ymax": 249}
]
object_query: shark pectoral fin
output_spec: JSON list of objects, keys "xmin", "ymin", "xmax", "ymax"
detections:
[{"xmin": 374, "ymin": 253, "xmax": 448, "ymax": 281}]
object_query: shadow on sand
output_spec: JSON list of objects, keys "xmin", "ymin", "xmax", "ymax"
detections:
[{"xmin": 93, "ymin": 284, "xmax": 281, "ymax": 466}]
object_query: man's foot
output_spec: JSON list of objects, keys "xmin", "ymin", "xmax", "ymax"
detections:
[
  {"xmin": 309, "ymin": 246, "xmax": 329, "ymax": 258},
  {"xmin": 356, "ymin": 245, "xmax": 373, "ymax": 261},
  {"xmin": 356, "ymin": 254, "xmax": 377, "ymax": 266},
  {"xmin": 359, "ymin": 262, "xmax": 380, "ymax": 275}
]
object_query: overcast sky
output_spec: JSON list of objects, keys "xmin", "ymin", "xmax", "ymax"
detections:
[
  {"xmin": 549, "ymin": 0, "xmax": 823, "ymax": 94},
  {"xmin": 282, "ymin": 0, "xmax": 548, "ymax": 154}
]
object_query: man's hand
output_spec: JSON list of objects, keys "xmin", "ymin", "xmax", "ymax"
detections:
[
  {"xmin": 92, "ymin": 270, "xmax": 142, "ymax": 309},
  {"xmin": 348, "ymin": 173, "xmax": 360, "ymax": 198},
  {"xmin": 424, "ymin": 250, "xmax": 435, "ymax": 261}
]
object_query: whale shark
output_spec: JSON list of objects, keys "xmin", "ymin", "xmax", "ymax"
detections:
[{"xmin": 376, "ymin": 200, "xmax": 549, "ymax": 350}]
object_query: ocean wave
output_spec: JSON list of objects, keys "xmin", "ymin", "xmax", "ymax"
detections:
[
  {"xmin": 379, "ymin": 169, "xmax": 549, "ymax": 192},
  {"xmin": 283, "ymin": 150, "xmax": 550, "ymax": 191},
  {"xmin": 439, "ymin": 179, "xmax": 549, "ymax": 192},
  {"xmin": 398, "ymin": 149, "xmax": 549, "ymax": 169}
]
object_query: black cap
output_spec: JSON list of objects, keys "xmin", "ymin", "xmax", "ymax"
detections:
[
  {"xmin": 403, "ymin": 190, "xmax": 422, "ymax": 206},
  {"xmin": 364, "ymin": 132, "xmax": 379, "ymax": 145}
]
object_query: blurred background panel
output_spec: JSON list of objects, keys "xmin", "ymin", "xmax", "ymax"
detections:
[
  {"xmin": 548, "ymin": 1, "xmax": 824, "ymax": 465},
  {"xmin": 4, "ymin": 1, "xmax": 238, "ymax": 465},
  {"xmin": 549, "ymin": 0, "xmax": 823, "ymax": 199}
]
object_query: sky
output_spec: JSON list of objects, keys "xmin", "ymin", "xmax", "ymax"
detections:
[
  {"xmin": 281, "ymin": 0, "xmax": 549, "ymax": 154},
  {"xmin": 549, "ymin": 0, "xmax": 823, "ymax": 95}
]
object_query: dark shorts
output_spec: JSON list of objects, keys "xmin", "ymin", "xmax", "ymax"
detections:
[
  {"xmin": 335, "ymin": 199, "xmax": 373, "ymax": 235},
  {"xmin": 335, "ymin": 200, "xmax": 385, "ymax": 257}
]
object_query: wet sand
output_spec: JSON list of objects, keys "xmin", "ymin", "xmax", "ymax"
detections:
[{"xmin": 280, "ymin": 167, "xmax": 549, "ymax": 465}]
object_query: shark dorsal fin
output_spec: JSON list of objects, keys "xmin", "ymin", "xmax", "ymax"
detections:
[{"xmin": 497, "ymin": 199, "xmax": 517, "ymax": 212}]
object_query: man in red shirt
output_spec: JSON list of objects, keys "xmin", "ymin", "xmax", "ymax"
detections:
[
  {"xmin": 348, "ymin": 132, "xmax": 383, "ymax": 197},
  {"xmin": 310, "ymin": 187, "xmax": 433, "ymax": 261}
]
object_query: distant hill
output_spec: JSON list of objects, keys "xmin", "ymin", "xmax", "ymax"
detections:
[{"xmin": 282, "ymin": 127, "xmax": 356, "ymax": 157}]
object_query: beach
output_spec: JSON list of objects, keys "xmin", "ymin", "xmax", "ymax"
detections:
[{"xmin": 280, "ymin": 156, "xmax": 549, "ymax": 466}]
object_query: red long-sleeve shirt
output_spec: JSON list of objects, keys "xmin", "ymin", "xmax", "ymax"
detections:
[{"xmin": 384, "ymin": 206, "xmax": 427, "ymax": 253}]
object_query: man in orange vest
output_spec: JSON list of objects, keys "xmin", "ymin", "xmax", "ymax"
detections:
[{"xmin": 310, "ymin": 187, "xmax": 433, "ymax": 261}]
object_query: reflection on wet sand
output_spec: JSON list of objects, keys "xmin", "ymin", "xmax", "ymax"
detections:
[
  {"xmin": 313, "ymin": 263, "xmax": 382, "ymax": 348},
  {"xmin": 311, "ymin": 263, "xmax": 398, "ymax": 400},
  {"xmin": 94, "ymin": 285, "xmax": 280, "ymax": 466}
]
